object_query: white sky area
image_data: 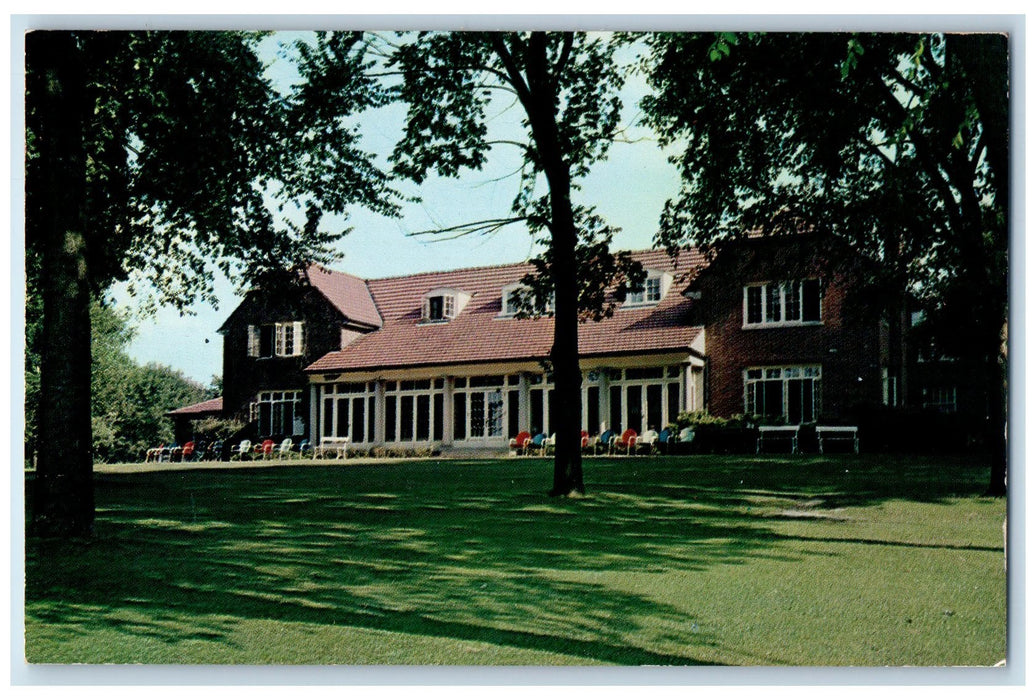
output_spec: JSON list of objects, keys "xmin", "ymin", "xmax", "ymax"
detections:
[{"xmin": 108, "ymin": 32, "xmax": 683, "ymax": 384}]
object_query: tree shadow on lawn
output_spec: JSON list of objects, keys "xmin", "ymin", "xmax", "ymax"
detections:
[{"xmin": 26, "ymin": 454, "xmax": 991, "ymax": 664}]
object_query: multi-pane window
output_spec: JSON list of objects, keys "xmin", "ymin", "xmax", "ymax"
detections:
[
  {"xmin": 454, "ymin": 375, "xmax": 506, "ymax": 440},
  {"xmin": 588, "ymin": 366, "xmax": 683, "ymax": 434},
  {"xmin": 626, "ymin": 272, "xmax": 666, "ymax": 306},
  {"xmin": 744, "ymin": 280, "xmax": 822, "ymax": 327},
  {"xmin": 321, "ymin": 382, "xmax": 374, "ymax": 444},
  {"xmin": 384, "ymin": 378, "xmax": 444, "ymax": 442},
  {"xmin": 500, "ymin": 284, "xmax": 554, "ymax": 316},
  {"xmin": 247, "ymin": 322, "xmax": 304, "ymax": 357},
  {"xmin": 922, "ymin": 386, "xmax": 958, "ymax": 413},
  {"xmin": 423, "ymin": 294, "xmax": 455, "ymax": 322},
  {"xmin": 744, "ymin": 366, "xmax": 821, "ymax": 424},
  {"xmin": 253, "ymin": 390, "xmax": 304, "ymax": 436}
]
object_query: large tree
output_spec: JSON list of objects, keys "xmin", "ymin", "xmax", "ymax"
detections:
[
  {"xmin": 642, "ymin": 32, "xmax": 1009, "ymax": 495},
  {"xmin": 380, "ymin": 31, "xmax": 643, "ymax": 496},
  {"xmin": 25, "ymin": 30, "xmax": 396, "ymax": 536}
]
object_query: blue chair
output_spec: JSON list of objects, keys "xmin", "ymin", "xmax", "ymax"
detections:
[
  {"xmin": 530, "ymin": 433, "xmax": 546, "ymax": 455},
  {"xmin": 596, "ymin": 429, "xmax": 616, "ymax": 455}
]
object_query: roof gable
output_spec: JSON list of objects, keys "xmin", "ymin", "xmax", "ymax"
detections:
[{"xmin": 304, "ymin": 264, "xmax": 382, "ymax": 328}]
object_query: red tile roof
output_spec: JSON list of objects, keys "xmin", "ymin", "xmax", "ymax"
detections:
[
  {"xmin": 305, "ymin": 264, "xmax": 382, "ymax": 328},
  {"xmin": 166, "ymin": 397, "xmax": 224, "ymax": 417},
  {"xmin": 306, "ymin": 248, "xmax": 707, "ymax": 374}
]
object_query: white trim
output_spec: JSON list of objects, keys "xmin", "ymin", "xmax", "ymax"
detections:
[
  {"xmin": 743, "ymin": 279, "xmax": 822, "ymax": 329},
  {"xmin": 623, "ymin": 269, "xmax": 673, "ymax": 308}
]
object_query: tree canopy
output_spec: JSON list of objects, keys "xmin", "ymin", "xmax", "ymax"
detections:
[
  {"xmin": 642, "ymin": 32, "xmax": 1008, "ymax": 493},
  {"xmin": 25, "ymin": 30, "xmax": 399, "ymax": 534}
]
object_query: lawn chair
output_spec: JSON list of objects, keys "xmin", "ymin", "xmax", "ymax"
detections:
[
  {"xmin": 657, "ymin": 428, "xmax": 672, "ymax": 455},
  {"xmin": 580, "ymin": 431, "xmax": 594, "ymax": 454},
  {"xmin": 145, "ymin": 443, "xmax": 165, "ymax": 463},
  {"xmin": 180, "ymin": 441, "xmax": 196, "ymax": 462},
  {"xmin": 229, "ymin": 440, "xmax": 252, "ymax": 461},
  {"xmin": 529, "ymin": 433, "xmax": 546, "ymax": 456},
  {"xmin": 636, "ymin": 430, "xmax": 659, "ymax": 455},
  {"xmin": 275, "ymin": 438, "xmax": 294, "ymax": 459},
  {"xmin": 613, "ymin": 429, "xmax": 638, "ymax": 455},
  {"xmin": 542, "ymin": 434, "xmax": 556, "ymax": 455},
  {"xmin": 509, "ymin": 431, "xmax": 532, "ymax": 456},
  {"xmin": 206, "ymin": 440, "xmax": 224, "ymax": 461},
  {"xmin": 296, "ymin": 439, "xmax": 313, "ymax": 459},
  {"xmin": 256, "ymin": 439, "xmax": 276, "ymax": 460},
  {"xmin": 595, "ymin": 429, "xmax": 616, "ymax": 455}
]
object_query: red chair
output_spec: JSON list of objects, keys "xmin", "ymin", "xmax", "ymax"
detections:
[
  {"xmin": 180, "ymin": 441, "xmax": 196, "ymax": 462},
  {"xmin": 255, "ymin": 439, "xmax": 275, "ymax": 460},
  {"xmin": 509, "ymin": 431, "xmax": 532, "ymax": 455},
  {"xmin": 614, "ymin": 429, "xmax": 639, "ymax": 455}
]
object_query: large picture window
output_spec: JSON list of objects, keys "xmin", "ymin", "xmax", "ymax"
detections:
[
  {"xmin": 744, "ymin": 366, "xmax": 821, "ymax": 424},
  {"xmin": 744, "ymin": 280, "xmax": 821, "ymax": 327},
  {"xmin": 254, "ymin": 390, "xmax": 304, "ymax": 437}
]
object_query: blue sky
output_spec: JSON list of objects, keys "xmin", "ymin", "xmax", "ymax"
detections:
[{"xmin": 111, "ymin": 32, "xmax": 683, "ymax": 384}]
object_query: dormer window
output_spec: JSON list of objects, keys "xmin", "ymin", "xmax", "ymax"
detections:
[
  {"xmin": 422, "ymin": 287, "xmax": 470, "ymax": 323},
  {"xmin": 426, "ymin": 294, "xmax": 453, "ymax": 321},
  {"xmin": 624, "ymin": 270, "xmax": 672, "ymax": 307},
  {"xmin": 501, "ymin": 283, "xmax": 522, "ymax": 316},
  {"xmin": 500, "ymin": 283, "xmax": 554, "ymax": 317}
]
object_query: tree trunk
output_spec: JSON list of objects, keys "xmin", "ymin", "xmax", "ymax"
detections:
[
  {"xmin": 26, "ymin": 31, "xmax": 96, "ymax": 536},
  {"xmin": 523, "ymin": 32, "xmax": 585, "ymax": 496}
]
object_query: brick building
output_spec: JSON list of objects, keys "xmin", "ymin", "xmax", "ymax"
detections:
[{"xmin": 171, "ymin": 237, "xmax": 916, "ymax": 450}]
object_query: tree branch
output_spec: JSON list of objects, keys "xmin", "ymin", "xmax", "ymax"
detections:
[{"xmin": 408, "ymin": 216, "xmax": 529, "ymax": 240}]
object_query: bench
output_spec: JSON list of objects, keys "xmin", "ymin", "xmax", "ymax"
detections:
[
  {"xmin": 317, "ymin": 437, "xmax": 351, "ymax": 459},
  {"xmin": 816, "ymin": 426, "xmax": 859, "ymax": 454},
  {"xmin": 756, "ymin": 425, "xmax": 800, "ymax": 454}
]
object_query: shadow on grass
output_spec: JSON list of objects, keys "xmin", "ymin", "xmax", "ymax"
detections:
[{"xmin": 26, "ymin": 454, "xmax": 992, "ymax": 664}]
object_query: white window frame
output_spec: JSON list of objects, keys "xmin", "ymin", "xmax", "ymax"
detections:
[
  {"xmin": 255, "ymin": 390, "xmax": 305, "ymax": 436},
  {"xmin": 743, "ymin": 365, "xmax": 821, "ymax": 424},
  {"xmin": 624, "ymin": 270, "xmax": 672, "ymax": 308},
  {"xmin": 248, "ymin": 321, "xmax": 304, "ymax": 358},
  {"xmin": 743, "ymin": 280, "xmax": 822, "ymax": 328}
]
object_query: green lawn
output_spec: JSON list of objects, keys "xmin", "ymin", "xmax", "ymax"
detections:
[{"xmin": 24, "ymin": 454, "xmax": 1006, "ymax": 666}]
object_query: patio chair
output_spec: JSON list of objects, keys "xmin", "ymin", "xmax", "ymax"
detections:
[
  {"xmin": 636, "ymin": 430, "xmax": 659, "ymax": 455},
  {"xmin": 296, "ymin": 440, "xmax": 313, "ymax": 459},
  {"xmin": 613, "ymin": 429, "xmax": 639, "ymax": 455},
  {"xmin": 256, "ymin": 439, "xmax": 276, "ymax": 460},
  {"xmin": 180, "ymin": 441, "xmax": 196, "ymax": 462},
  {"xmin": 580, "ymin": 431, "xmax": 594, "ymax": 454},
  {"xmin": 657, "ymin": 428, "xmax": 672, "ymax": 455},
  {"xmin": 275, "ymin": 438, "xmax": 294, "ymax": 459},
  {"xmin": 509, "ymin": 431, "xmax": 532, "ymax": 456},
  {"xmin": 595, "ymin": 429, "xmax": 616, "ymax": 455},
  {"xmin": 145, "ymin": 443, "xmax": 165, "ymax": 463},
  {"xmin": 529, "ymin": 433, "xmax": 546, "ymax": 456},
  {"xmin": 229, "ymin": 440, "xmax": 252, "ymax": 461},
  {"xmin": 542, "ymin": 434, "xmax": 556, "ymax": 455}
]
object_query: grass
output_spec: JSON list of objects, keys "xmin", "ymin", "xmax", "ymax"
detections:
[{"xmin": 24, "ymin": 453, "xmax": 1006, "ymax": 666}]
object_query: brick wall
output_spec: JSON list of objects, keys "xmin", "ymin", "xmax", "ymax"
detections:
[
  {"xmin": 697, "ymin": 237, "xmax": 883, "ymax": 422},
  {"xmin": 220, "ymin": 287, "xmax": 368, "ymax": 425}
]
